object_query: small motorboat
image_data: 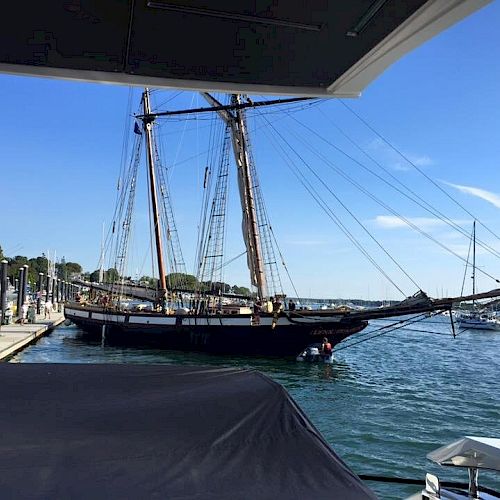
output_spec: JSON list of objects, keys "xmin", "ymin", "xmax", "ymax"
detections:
[
  {"xmin": 406, "ymin": 436, "xmax": 500, "ymax": 499},
  {"xmin": 296, "ymin": 343, "xmax": 334, "ymax": 363}
]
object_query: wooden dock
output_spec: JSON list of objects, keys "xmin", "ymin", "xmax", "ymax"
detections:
[{"xmin": 0, "ymin": 312, "xmax": 65, "ymax": 361}]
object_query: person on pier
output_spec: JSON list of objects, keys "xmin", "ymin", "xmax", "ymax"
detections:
[
  {"xmin": 44, "ymin": 299, "xmax": 52, "ymax": 319},
  {"xmin": 20, "ymin": 302, "xmax": 28, "ymax": 325}
]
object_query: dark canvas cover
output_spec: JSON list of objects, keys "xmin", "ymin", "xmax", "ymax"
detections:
[{"xmin": 0, "ymin": 363, "xmax": 375, "ymax": 499}]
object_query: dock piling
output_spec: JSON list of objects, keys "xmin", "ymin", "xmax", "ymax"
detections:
[
  {"xmin": 51, "ymin": 277, "xmax": 56, "ymax": 305},
  {"xmin": 16, "ymin": 267, "xmax": 24, "ymax": 318},
  {"xmin": 22, "ymin": 264, "xmax": 29, "ymax": 306},
  {"xmin": 0, "ymin": 260, "xmax": 7, "ymax": 325},
  {"xmin": 45, "ymin": 274, "xmax": 51, "ymax": 306},
  {"xmin": 37, "ymin": 272, "xmax": 44, "ymax": 314}
]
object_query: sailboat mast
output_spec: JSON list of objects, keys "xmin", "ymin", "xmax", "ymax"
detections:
[
  {"xmin": 232, "ymin": 94, "xmax": 267, "ymax": 299},
  {"xmin": 142, "ymin": 88, "xmax": 168, "ymax": 301},
  {"xmin": 200, "ymin": 92, "xmax": 268, "ymax": 299},
  {"xmin": 99, "ymin": 221, "xmax": 105, "ymax": 283},
  {"xmin": 472, "ymin": 219, "xmax": 476, "ymax": 305}
]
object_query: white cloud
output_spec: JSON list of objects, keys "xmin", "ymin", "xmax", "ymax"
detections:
[
  {"xmin": 408, "ymin": 154, "xmax": 433, "ymax": 167},
  {"xmin": 444, "ymin": 182, "xmax": 500, "ymax": 209},
  {"xmin": 367, "ymin": 139, "xmax": 434, "ymax": 171},
  {"xmin": 373, "ymin": 215, "xmax": 448, "ymax": 230}
]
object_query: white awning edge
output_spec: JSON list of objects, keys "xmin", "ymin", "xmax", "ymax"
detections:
[
  {"xmin": 328, "ymin": 0, "xmax": 492, "ymax": 96},
  {"xmin": 0, "ymin": 62, "xmax": 357, "ymax": 98}
]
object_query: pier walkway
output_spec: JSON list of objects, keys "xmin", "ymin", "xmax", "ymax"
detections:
[{"xmin": 0, "ymin": 312, "xmax": 65, "ymax": 361}]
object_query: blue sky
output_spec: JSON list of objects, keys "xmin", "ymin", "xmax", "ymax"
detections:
[{"xmin": 1, "ymin": 2, "xmax": 500, "ymax": 300}]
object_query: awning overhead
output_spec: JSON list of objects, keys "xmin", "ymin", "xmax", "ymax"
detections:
[
  {"xmin": 0, "ymin": 363, "xmax": 376, "ymax": 499},
  {"xmin": 427, "ymin": 436, "xmax": 500, "ymax": 471},
  {"xmin": 0, "ymin": 0, "xmax": 491, "ymax": 96}
]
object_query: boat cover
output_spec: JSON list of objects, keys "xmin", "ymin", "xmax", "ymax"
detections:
[
  {"xmin": 427, "ymin": 436, "xmax": 500, "ymax": 470},
  {"xmin": 0, "ymin": 363, "xmax": 375, "ymax": 499}
]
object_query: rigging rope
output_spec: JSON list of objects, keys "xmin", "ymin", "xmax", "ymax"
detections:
[
  {"xmin": 334, "ymin": 313, "xmax": 436, "ymax": 352},
  {"xmin": 268, "ymin": 225, "xmax": 302, "ymax": 302},
  {"xmin": 257, "ymin": 110, "xmax": 409, "ymax": 297},
  {"xmin": 460, "ymin": 224, "xmax": 474, "ymax": 296},
  {"xmin": 273, "ymin": 116, "xmax": 423, "ymax": 291},
  {"xmin": 283, "ymin": 110, "xmax": 500, "ymax": 286},
  {"xmin": 315, "ymin": 105, "xmax": 500, "ymax": 260},
  {"xmin": 339, "ymin": 99, "xmax": 500, "ymax": 244}
]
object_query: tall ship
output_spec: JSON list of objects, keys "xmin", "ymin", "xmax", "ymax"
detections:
[{"xmin": 64, "ymin": 90, "xmax": 500, "ymax": 356}]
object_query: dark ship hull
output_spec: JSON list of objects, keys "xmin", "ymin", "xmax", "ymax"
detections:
[{"xmin": 64, "ymin": 304, "xmax": 368, "ymax": 356}]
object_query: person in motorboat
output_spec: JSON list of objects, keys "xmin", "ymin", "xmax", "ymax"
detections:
[
  {"xmin": 296, "ymin": 339, "xmax": 334, "ymax": 363},
  {"xmin": 322, "ymin": 337, "xmax": 332, "ymax": 357},
  {"xmin": 296, "ymin": 343, "xmax": 322, "ymax": 362}
]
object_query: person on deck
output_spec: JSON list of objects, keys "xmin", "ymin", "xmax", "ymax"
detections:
[
  {"xmin": 288, "ymin": 300, "xmax": 296, "ymax": 311},
  {"xmin": 252, "ymin": 300, "xmax": 262, "ymax": 326},
  {"xmin": 271, "ymin": 296, "xmax": 282, "ymax": 329},
  {"xmin": 272, "ymin": 296, "xmax": 282, "ymax": 313}
]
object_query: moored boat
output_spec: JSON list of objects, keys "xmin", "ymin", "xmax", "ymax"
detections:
[
  {"xmin": 454, "ymin": 310, "xmax": 500, "ymax": 331},
  {"xmin": 455, "ymin": 222, "xmax": 500, "ymax": 331},
  {"xmin": 407, "ymin": 436, "xmax": 500, "ymax": 499},
  {"xmin": 65, "ymin": 90, "xmax": 500, "ymax": 357},
  {"xmin": 65, "ymin": 302, "xmax": 367, "ymax": 355}
]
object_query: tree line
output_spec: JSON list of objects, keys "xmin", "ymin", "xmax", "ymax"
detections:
[
  {"xmin": 0, "ymin": 245, "xmax": 252, "ymax": 296},
  {"xmin": 164, "ymin": 273, "xmax": 252, "ymax": 296}
]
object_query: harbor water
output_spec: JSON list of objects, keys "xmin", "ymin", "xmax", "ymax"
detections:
[{"xmin": 10, "ymin": 316, "xmax": 500, "ymax": 499}]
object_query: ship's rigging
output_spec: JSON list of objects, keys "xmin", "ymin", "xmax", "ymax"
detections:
[
  {"xmin": 97, "ymin": 89, "xmax": 500, "ymax": 315},
  {"xmin": 61, "ymin": 86, "xmax": 500, "ymax": 357}
]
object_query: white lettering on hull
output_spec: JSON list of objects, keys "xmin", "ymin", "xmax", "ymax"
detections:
[{"xmin": 92, "ymin": 313, "xmax": 126, "ymax": 323}]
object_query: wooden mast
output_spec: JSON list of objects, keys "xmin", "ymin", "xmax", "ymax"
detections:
[
  {"xmin": 232, "ymin": 94, "xmax": 267, "ymax": 299},
  {"xmin": 142, "ymin": 88, "xmax": 167, "ymax": 304},
  {"xmin": 200, "ymin": 92, "xmax": 267, "ymax": 299}
]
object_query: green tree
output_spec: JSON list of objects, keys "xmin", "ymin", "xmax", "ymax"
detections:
[
  {"xmin": 66, "ymin": 262, "xmax": 82, "ymax": 275},
  {"xmin": 200, "ymin": 281, "xmax": 231, "ymax": 294},
  {"xmin": 105, "ymin": 268, "xmax": 119, "ymax": 283},
  {"xmin": 0, "ymin": 244, "xmax": 4, "ymax": 261},
  {"xmin": 28, "ymin": 256, "xmax": 49, "ymax": 283},
  {"xmin": 231, "ymin": 286, "xmax": 252, "ymax": 296},
  {"xmin": 167, "ymin": 273, "xmax": 198, "ymax": 290},
  {"xmin": 7, "ymin": 255, "xmax": 29, "ymax": 283},
  {"xmin": 89, "ymin": 270, "xmax": 100, "ymax": 282},
  {"xmin": 88, "ymin": 268, "xmax": 119, "ymax": 283},
  {"xmin": 139, "ymin": 275, "xmax": 156, "ymax": 287}
]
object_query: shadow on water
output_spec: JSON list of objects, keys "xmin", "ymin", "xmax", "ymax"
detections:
[
  {"xmin": 10, "ymin": 320, "xmax": 500, "ymax": 499},
  {"xmin": 66, "ymin": 327, "xmax": 355, "ymax": 387}
]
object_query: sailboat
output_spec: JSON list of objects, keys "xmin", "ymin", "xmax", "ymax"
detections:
[
  {"xmin": 455, "ymin": 221, "xmax": 500, "ymax": 331},
  {"xmin": 64, "ymin": 90, "xmax": 500, "ymax": 356}
]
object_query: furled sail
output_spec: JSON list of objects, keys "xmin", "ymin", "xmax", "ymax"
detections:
[
  {"xmin": 201, "ymin": 92, "xmax": 267, "ymax": 298},
  {"xmin": 236, "ymin": 130, "xmax": 259, "ymax": 289}
]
